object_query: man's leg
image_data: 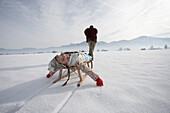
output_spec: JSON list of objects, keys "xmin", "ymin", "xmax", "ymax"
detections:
[
  {"xmin": 88, "ymin": 41, "xmax": 92, "ymax": 56},
  {"xmin": 88, "ymin": 41, "xmax": 96, "ymax": 60}
]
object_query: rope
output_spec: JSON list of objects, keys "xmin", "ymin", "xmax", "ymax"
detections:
[{"xmin": 62, "ymin": 67, "xmax": 70, "ymax": 86}]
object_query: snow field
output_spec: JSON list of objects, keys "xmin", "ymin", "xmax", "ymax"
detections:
[{"xmin": 0, "ymin": 50, "xmax": 170, "ymax": 113}]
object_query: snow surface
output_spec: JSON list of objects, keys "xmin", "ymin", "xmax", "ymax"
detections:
[{"xmin": 0, "ymin": 50, "xmax": 170, "ymax": 113}]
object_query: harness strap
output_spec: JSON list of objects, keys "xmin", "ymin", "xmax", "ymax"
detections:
[{"xmin": 62, "ymin": 66, "xmax": 70, "ymax": 86}]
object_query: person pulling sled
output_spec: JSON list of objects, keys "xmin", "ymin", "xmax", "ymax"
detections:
[{"xmin": 84, "ymin": 25, "xmax": 98, "ymax": 60}]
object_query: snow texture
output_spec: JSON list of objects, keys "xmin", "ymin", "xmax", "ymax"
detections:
[{"xmin": 0, "ymin": 50, "xmax": 170, "ymax": 113}]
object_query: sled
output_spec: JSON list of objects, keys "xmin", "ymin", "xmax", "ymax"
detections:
[{"xmin": 53, "ymin": 59, "xmax": 93, "ymax": 86}]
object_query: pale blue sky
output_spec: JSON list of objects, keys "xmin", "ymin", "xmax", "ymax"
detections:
[{"xmin": 0, "ymin": 0, "xmax": 170, "ymax": 49}]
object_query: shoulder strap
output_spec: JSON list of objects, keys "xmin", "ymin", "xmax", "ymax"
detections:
[
  {"xmin": 62, "ymin": 51, "xmax": 79, "ymax": 86},
  {"xmin": 62, "ymin": 66, "xmax": 70, "ymax": 86},
  {"xmin": 63, "ymin": 51, "xmax": 79, "ymax": 56}
]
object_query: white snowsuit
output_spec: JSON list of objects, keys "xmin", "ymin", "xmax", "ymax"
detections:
[{"xmin": 48, "ymin": 52, "xmax": 99, "ymax": 81}]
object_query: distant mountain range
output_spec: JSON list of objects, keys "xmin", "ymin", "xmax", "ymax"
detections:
[
  {"xmin": 0, "ymin": 36, "xmax": 170, "ymax": 54},
  {"xmin": 56, "ymin": 36, "xmax": 170, "ymax": 51}
]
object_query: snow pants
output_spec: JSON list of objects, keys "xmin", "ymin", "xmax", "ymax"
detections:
[
  {"xmin": 88, "ymin": 41, "xmax": 96, "ymax": 60},
  {"xmin": 76, "ymin": 62, "xmax": 99, "ymax": 81}
]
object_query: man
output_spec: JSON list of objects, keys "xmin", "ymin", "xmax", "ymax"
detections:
[{"xmin": 84, "ymin": 25, "xmax": 98, "ymax": 60}]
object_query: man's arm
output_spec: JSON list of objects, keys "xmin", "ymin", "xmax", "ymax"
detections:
[
  {"xmin": 94, "ymin": 28, "xmax": 98, "ymax": 35},
  {"xmin": 84, "ymin": 29, "xmax": 89, "ymax": 36}
]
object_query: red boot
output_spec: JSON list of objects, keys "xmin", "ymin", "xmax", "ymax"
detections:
[
  {"xmin": 46, "ymin": 74, "xmax": 51, "ymax": 78},
  {"xmin": 96, "ymin": 77, "xmax": 103, "ymax": 86}
]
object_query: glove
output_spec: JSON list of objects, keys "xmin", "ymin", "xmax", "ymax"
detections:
[
  {"xmin": 96, "ymin": 77, "xmax": 103, "ymax": 86},
  {"xmin": 46, "ymin": 74, "xmax": 51, "ymax": 78}
]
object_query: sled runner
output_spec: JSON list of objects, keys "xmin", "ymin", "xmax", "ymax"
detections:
[{"xmin": 53, "ymin": 59, "xmax": 93, "ymax": 86}]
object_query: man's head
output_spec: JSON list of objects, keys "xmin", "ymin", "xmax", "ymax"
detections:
[{"xmin": 90, "ymin": 25, "xmax": 93, "ymax": 28}]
